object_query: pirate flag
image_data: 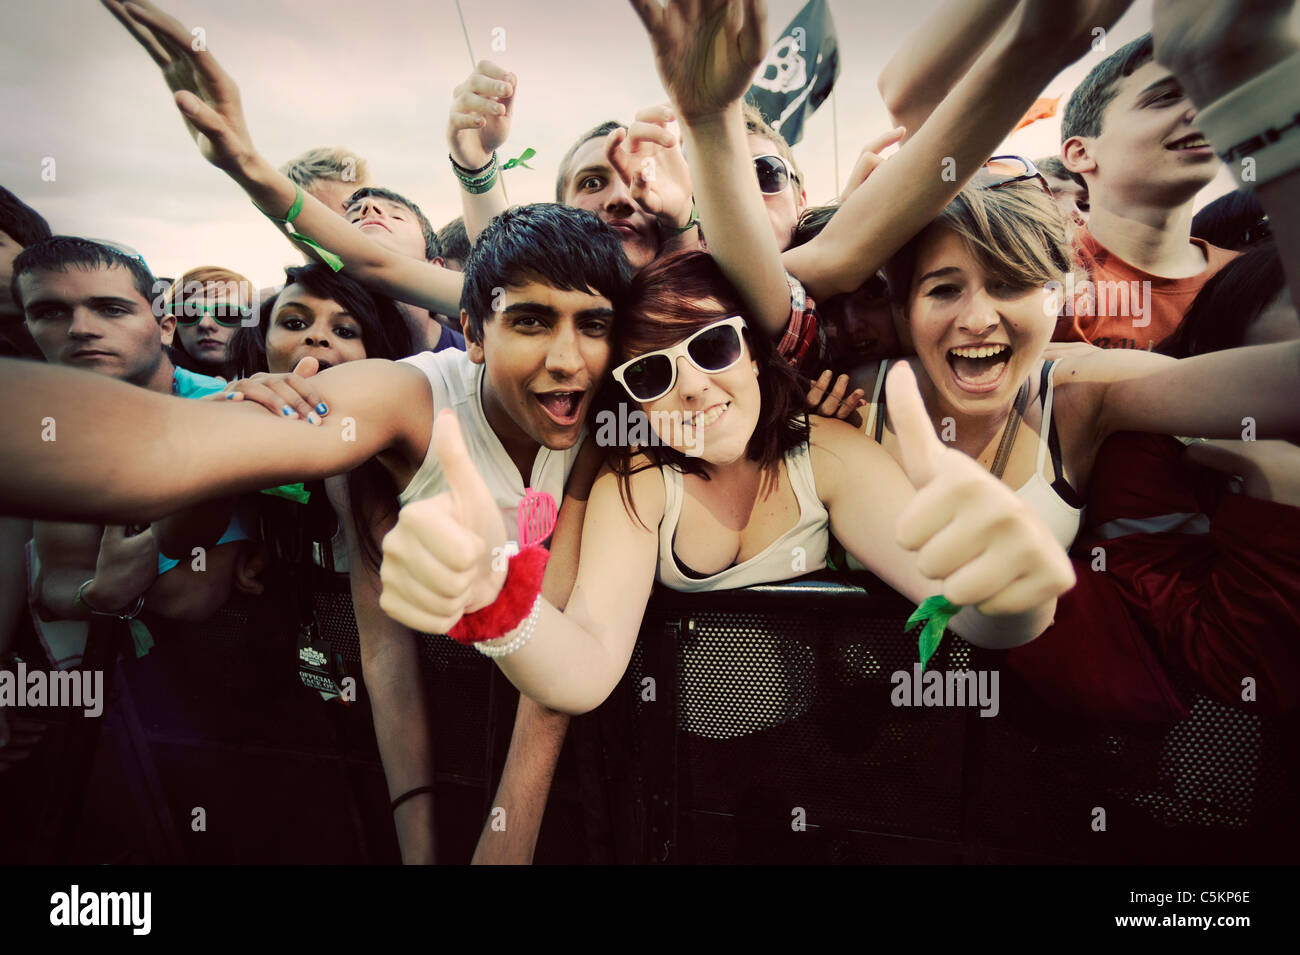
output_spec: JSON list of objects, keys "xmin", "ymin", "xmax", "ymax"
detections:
[{"xmin": 746, "ymin": 0, "xmax": 840, "ymax": 146}]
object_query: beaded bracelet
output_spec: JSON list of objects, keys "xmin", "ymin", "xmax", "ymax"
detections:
[
  {"xmin": 474, "ymin": 593, "xmax": 542, "ymax": 659},
  {"xmin": 451, "ymin": 151, "xmax": 500, "ymax": 194}
]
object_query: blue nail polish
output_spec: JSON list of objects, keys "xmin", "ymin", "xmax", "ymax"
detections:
[
  {"xmin": 316, "ymin": 403, "xmax": 328, "ymax": 415},
  {"xmin": 282, "ymin": 406, "xmax": 294, "ymax": 416},
  {"xmin": 225, "ymin": 392, "xmax": 235, "ymax": 400},
  {"xmin": 307, "ymin": 412, "xmax": 319, "ymax": 425}
]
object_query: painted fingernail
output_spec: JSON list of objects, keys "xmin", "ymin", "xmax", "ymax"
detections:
[
  {"xmin": 307, "ymin": 412, "xmax": 319, "ymax": 425},
  {"xmin": 225, "ymin": 392, "xmax": 236, "ymax": 400},
  {"xmin": 316, "ymin": 402, "xmax": 328, "ymax": 415},
  {"xmin": 281, "ymin": 406, "xmax": 294, "ymax": 416}
]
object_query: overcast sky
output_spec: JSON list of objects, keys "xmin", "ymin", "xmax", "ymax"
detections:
[{"xmin": 2, "ymin": 0, "xmax": 1234, "ymax": 287}]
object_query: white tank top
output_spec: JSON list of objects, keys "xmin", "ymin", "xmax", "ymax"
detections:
[
  {"xmin": 864, "ymin": 359, "xmax": 1082, "ymax": 551},
  {"xmin": 397, "ymin": 350, "xmax": 582, "ymax": 546},
  {"xmin": 656, "ymin": 440, "xmax": 829, "ymax": 591}
]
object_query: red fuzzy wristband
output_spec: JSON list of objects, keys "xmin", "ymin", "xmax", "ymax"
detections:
[{"xmin": 448, "ymin": 545, "xmax": 549, "ymax": 645}]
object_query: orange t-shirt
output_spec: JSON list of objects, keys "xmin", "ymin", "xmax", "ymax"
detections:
[{"xmin": 1053, "ymin": 225, "xmax": 1239, "ymax": 350}]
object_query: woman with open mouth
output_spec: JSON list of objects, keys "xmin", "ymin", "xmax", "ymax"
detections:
[
  {"xmin": 851, "ymin": 164, "xmax": 1300, "ymax": 553},
  {"xmin": 378, "ymin": 248, "xmax": 1082, "ymax": 717}
]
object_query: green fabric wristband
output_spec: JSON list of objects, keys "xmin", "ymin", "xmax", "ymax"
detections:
[{"xmin": 257, "ymin": 184, "xmax": 344, "ymax": 272}]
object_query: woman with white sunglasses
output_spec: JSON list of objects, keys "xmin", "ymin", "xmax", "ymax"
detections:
[{"xmin": 377, "ymin": 249, "xmax": 1077, "ymax": 715}]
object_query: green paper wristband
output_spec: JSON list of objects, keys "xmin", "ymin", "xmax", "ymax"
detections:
[
  {"xmin": 661, "ymin": 200, "xmax": 699, "ymax": 236},
  {"xmin": 260, "ymin": 482, "xmax": 312, "ymax": 504},
  {"xmin": 906, "ymin": 595, "xmax": 962, "ymax": 671}
]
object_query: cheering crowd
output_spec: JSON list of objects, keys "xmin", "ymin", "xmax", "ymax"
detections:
[{"xmin": 2, "ymin": 0, "xmax": 1300, "ymax": 864}]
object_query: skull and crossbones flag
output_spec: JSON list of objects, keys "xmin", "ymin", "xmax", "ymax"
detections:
[{"xmin": 746, "ymin": 0, "xmax": 840, "ymax": 146}]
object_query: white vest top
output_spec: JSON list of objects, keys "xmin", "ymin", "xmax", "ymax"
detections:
[
  {"xmin": 656, "ymin": 440, "xmax": 830, "ymax": 592},
  {"xmin": 397, "ymin": 350, "xmax": 583, "ymax": 546}
]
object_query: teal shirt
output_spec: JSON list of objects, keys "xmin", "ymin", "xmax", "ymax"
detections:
[{"xmin": 159, "ymin": 366, "xmax": 254, "ymax": 574}]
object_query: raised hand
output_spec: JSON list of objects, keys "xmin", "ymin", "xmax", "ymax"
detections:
[
  {"xmin": 887, "ymin": 362, "xmax": 1075, "ymax": 615},
  {"xmin": 88, "ymin": 524, "xmax": 160, "ymax": 612},
  {"xmin": 840, "ymin": 126, "xmax": 906, "ymax": 203},
  {"xmin": 806, "ymin": 369, "xmax": 866, "ymax": 423},
  {"xmin": 378, "ymin": 411, "xmax": 508, "ymax": 635},
  {"xmin": 627, "ymin": 0, "xmax": 768, "ymax": 122},
  {"xmin": 211, "ymin": 357, "xmax": 328, "ymax": 423},
  {"xmin": 604, "ymin": 104, "xmax": 695, "ymax": 231},
  {"xmin": 447, "ymin": 60, "xmax": 517, "ymax": 170},
  {"xmin": 1152, "ymin": 0, "xmax": 1297, "ymax": 106},
  {"xmin": 101, "ymin": 0, "xmax": 256, "ymax": 172}
]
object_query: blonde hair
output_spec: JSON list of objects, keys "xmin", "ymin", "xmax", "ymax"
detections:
[
  {"xmin": 741, "ymin": 101, "xmax": 803, "ymax": 191},
  {"xmin": 279, "ymin": 146, "xmax": 370, "ymax": 189},
  {"xmin": 166, "ymin": 265, "xmax": 253, "ymax": 312},
  {"xmin": 885, "ymin": 175, "xmax": 1079, "ymax": 306}
]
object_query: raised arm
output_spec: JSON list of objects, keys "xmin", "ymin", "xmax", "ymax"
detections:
[
  {"xmin": 628, "ymin": 0, "xmax": 790, "ymax": 335},
  {"xmin": 785, "ymin": 0, "xmax": 1135, "ymax": 300},
  {"xmin": 1080, "ymin": 341, "xmax": 1300, "ymax": 440},
  {"xmin": 101, "ymin": 0, "xmax": 462, "ymax": 314},
  {"xmin": 447, "ymin": 60, "xmax": 515, "ymax": 244},
  {"xmin": 876, "ymin": 0, "xmax": 1019, "ymax": 137},
  {"xmin": 0, "ymin": 357, "xmax": 427, "ymax": 524}
]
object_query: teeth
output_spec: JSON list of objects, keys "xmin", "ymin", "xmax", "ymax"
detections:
[
  {"xmin": 948, "ymin": 345, "xmax": 1009, "ymax": 359},
  {"xmin": 1172, "ymin": 137, "xmax": 1209, "ymax": 149},
  {"xmin": 687, "ymin": 404, "xmax": 726, "ymax": 428}
]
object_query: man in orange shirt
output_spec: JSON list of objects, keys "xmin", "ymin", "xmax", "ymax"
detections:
[{"xmin": 1059, "ymin": 34, "xmax": 1238, "ymax": 350}]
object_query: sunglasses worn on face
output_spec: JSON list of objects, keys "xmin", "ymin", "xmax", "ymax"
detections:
[
  {"xmin": 172, "ymin": 301, "xmax": 252, "ymax": 327},
  {"xmin": 982, "ymin": 155, "xmax": 1054, "ymax": 198},
  {"xmin": 613, "ymin": 316, "xmax": 748, "ymax": 402},
  {"xmin": 753, "ymin": 154, "xmax": 796, "ymax": 195}
]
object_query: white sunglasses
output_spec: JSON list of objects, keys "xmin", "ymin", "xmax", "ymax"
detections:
[{"xmin": 612, "ymin": 316, "xmax": 748, "ymax": 402}]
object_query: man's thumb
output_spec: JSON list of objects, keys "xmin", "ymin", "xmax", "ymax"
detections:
[
  {"xmin": 885, "ymin": 361, "xmax": 943, "ymax": 488},
  {"xmin": 432, "ymin": 409, "xmax": 496, "ymax": 521},
  {"xmin": 292, "ymin": 356, "xmax": 320, "ymax": 378}
]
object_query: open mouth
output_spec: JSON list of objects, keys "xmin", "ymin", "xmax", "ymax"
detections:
[
  {"xmin": 684, "ymin": 402, "xmax": 729, "ymax": 431},
  {"xmin": 535, "ymin": 390, "xmax": 584, "ymax": 426},
  {"xmin": 1166, "ymin": 133, "xmax": 1213, "ymax": 153},
  {"xmin": 947, "ymin": 343, "xmax": 1011, "ymax": 392}
]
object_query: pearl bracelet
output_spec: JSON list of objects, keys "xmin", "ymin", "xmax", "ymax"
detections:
[{"xmin": 473, "ymin": 592, "xmax": 542, "ymax": 658}]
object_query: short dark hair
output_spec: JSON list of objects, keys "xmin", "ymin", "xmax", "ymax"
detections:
[
  {"xmin": 345, "ymin": 186, "xmax": 440, "ymax": 261},
  {"xmin": 226, "ymin": 263, "xmax": 416, "ymax": 377},
  {"xmin": 436, "ymin": 216, "xmax": 470, "ymax": 265},
  {"xmin": 12, "ymin": 236, "xmax": 158, "ymax": 314},
  {"xmin": 460, "ymin": 203, "xmax": 632, "ymax": 344},
  {"xmin": 1159, "ymin": 243, "xmax": 1288, "ymax": 358},
  {"xmin": 1191, "ymin": 190, "xmax": 1270, "ymax": 252},
  {"xmin": 555, "ymin": 120, "xmax": 625, "ymax": 201},
  {"xmin": 1034, "ymin": 155, "xmax": 1088, "ymax": 191},
  {"xmin": 0, "ymin": 186, "xmax": 52, "ymax": 248},
  {"xmin": 1061, "ymin": 33, "xmax": 1154, "ymax": 142}
]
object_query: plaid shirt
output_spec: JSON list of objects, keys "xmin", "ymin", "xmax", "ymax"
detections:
[{"xmin": 776, "ymin": 272, "xmax": 825, "ymax": 373}]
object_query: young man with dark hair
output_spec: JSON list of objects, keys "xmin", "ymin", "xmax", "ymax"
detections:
[
  {"xmin": 0, "ymin": 186, "xmax": 53, "ymax": 359},
  {"xmin": 343, "ymin": 186, "xmax": 465, "ymax": 351},
  {"xmin": 14, "ymin": 237, "xmax": 265, "ymax": 632},
  {"xmin": 1059, "ymin": 33, "xmax": 1239, "ymax": 349},
  {"xmin": 436, "ymin": 217, "xmax": 470, "ymax": 272}
]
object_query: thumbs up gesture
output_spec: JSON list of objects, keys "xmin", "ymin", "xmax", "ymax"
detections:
[
  {"xmin": 886, "ymin": 363, "xmax": 1075, "ymax": 616},
  {"xmin": 378, "ymin": 411, "xmax": 508, "ymax": 635}
]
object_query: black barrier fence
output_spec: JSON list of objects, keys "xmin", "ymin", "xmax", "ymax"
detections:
[{"xmin": 2, "ymin": 567, "xmax": 1296, "ymax": 864}]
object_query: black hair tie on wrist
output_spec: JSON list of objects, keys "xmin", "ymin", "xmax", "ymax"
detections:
[{"xmin": 390, "ymin": 785, "xmax": 436, "ymax": 812}]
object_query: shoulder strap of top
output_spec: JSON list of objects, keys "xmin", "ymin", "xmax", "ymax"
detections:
[
  {"xmin": 870, "ymin": 359, "xmax": 891, "ymax": 441},
  {"xmin": 1037, "ymin": 360, "xmax": 1060, "ymax": 477}
]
